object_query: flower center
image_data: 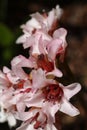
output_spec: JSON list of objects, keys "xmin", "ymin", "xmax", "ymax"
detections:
[
  {"xmin": 13, "ymin": 80, "xmax": 25, "ymax": 89},
  {"xmin": 43, "ymin": 84, "xmax": 63, "ymax": 103},
  {"xmin": 37, "ymin": 54, "xmax": 54, "ymax": 72}
]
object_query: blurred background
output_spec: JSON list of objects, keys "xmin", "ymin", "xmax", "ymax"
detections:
[{"xmin": 0, "ymin": 0, "xmax": 87, "ymax": 130}]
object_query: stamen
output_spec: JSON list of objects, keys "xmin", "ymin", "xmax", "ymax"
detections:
[
  {"xmin": 13, "ymin": 80, "xmax": 25, "ymax": 89},
  {"xmin": 43, "ymin": 84, "xmax": 63, "ymax": 103},
  {"xmin": 29, "ymin": 111, "xmax": 47, "ymax": 129},
  {"xmin": 37, "ymin": 54, "xmax": 54, "ymax": 72}
]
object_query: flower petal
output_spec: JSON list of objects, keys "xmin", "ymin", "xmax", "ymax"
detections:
[
  {"xmin": 7, "ymin": 113, "xmax": 16, "ymax": 127},
  {"xmin": 63, "ymin": 83, "xmax": 81, "ymax": 100},
  {"xmin": 60, "ymin": 98, "xmax": 80, "ymax": 117},
  {"xmin": 46, "ymin": 64, "xmax": 63, "ymax": 77},
  {"xmin": 47, "ymin": 39, "xmax": 63, "ymax": 61}
]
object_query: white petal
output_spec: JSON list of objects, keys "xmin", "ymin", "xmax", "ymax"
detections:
[
  {"xmin": 16, "ymin": 34, "xmax": 28, "ymax": 44},
  {"xmin": 26, "ymin": 17, "xmax": 41, "ymax": 29},
  {"xmin": 7, "ymin": 113, "xmax": 16, "ymax": 127},
  {"xmin": 0, "ymin": 107, "xmax": 7, "ymax": 122}
]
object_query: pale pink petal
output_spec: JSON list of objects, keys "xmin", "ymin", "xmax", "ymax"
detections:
[
  {"xmin": 63, "ymin": 83, "xmax": 81, "ymax": 100},
  {"xmin": 60, "ymin": 98, "xmax": 80, "ymax": 117},
  {"xmin": 47, "ymin": 9, "xmax": 55, "ymax": 29},
  {"xmin": 53, "ymin": 28, "xmax": 67, "ymax": 39},
  {"xmin": 47, "ymin": 39, "xmax": 63, "ymax": 61},
  {"xmin": 16, "ymin": 111, "xmax": 57, "ymax": 130},
  {"xmin": 9, "ymin": 93, "xmax": 23, "ymax": 105},
  {"xmin": 46, "ymin": 62, "xmax": 63, "ymax": 77},
  {"xmin": 16, "ymin": 101, "xmax": 26, "ymax": 112},
  {"xmin": 31, "ymin": 12, "xmax": 45, "ymax": 26},
  {"xmin": 31, "ymin": 69, "xmax": 55, "ymax": 90},
  {"xmin": 42, "ymin": 102, "xmax": 59, "ymax": 123},
  {"xmin": 16, "ymin": 33, "xmax": 30, "ymax": 44},
  {"xmin": 3, "ymin": 66, "xmax": 20, "ymax": 84},
  {"xmin": 47, "ymin": 5, "xmax": 63, "ymax": 29},
  {"xmin": 23, "ymin": 35, "xmax": 35, "ymax": 49},
  {"xmin": 29, "ymin": 30, "xmax": 51, "ymax": 55},
  {"xmin": 53, "ymin": 28, "xmax": 67, "ymax": 48},
  {"xmin": 39, "ymin": 36, "xmax": 50, "ymax": 55},
  {"xmin": 54, "ymin": 5, "xmax": 63, "ymax": 19},
  {"xmin": 11, "ymin": 55, "xmax": 34, "ymax": 68},
  {"xmin": 0, "ymin": 69, "xmax": 9, "ymax": 88},
  {"xmin": 21, "ymin": 17, "xmax": 41, "ymax": 32},
  {"xmin": 11, "ymin": 55, "xmax": 34, "ymax": 80},
  {"xmin": 14, "ymin": 110, "xmax": 36, "ymax": 121},
  {"xmin": 25, "ymin": 91, "xmax": 44, "ymax": 108},
  {"xmin": 16, "ymin": 121, "xmax": 35, "ymax": 130}
]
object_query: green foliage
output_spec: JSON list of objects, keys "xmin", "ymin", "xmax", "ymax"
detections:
[
  {"xmin": 0, "ymin": 23, "xmax": 14, "ymax": 46},
  {"xmin": 0, "ymin": 23, "xmax": 15, "ymax": 67}
]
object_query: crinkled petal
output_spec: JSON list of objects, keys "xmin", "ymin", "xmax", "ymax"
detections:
[
  {"xmin": 47, "ymin": 39, "xmax": 63, "ymax": 61},
  {"xmin": 53, "ymin": 28, "xmax": 67, "ymax": 48},
  {"xmin": 23, "ymin": 17, "xmax": 41, "ymax": 31},
  {"xmin": 3, "ymin": 66, "xmax": 20, "ymax": 84},
  {"xmin": 31, "ymin": 69, "xmax": 55, "ymax": 90},
  {"xmin": 11, "ymin": 55, "xmax": 34, "ymax": 80},
  {"xmin": 0, "ymin": 69, "xmax": 10, "ymax": 88},
  {"xmin": 16, "ymin": 33, "xmax": 30, "ymax": 44}
]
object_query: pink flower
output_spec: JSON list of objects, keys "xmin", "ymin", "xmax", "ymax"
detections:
[
  {"xmin": 0, "ymin": 87, "xmax": 16, "ymax": 127},
  {"xmin": 36, "ymin": 54, "xmax": 63, "ymax": 77},
  {"xmin": 31, "ymin": 5, "xmax": 63, "ymax": 32},
  {"xmin": 31, "ymin": 68, "xmax": 56, "ymax": 91},
  {"xmin": 26, "ymin": 82, "xmax": 81, "ymax": 118},
  {"xmin": 15, "ymin": 108, "xmax": 57, "ymax": 130},
  {"xmin": 16, "ymin": 5, "xmax": 62, "ymax": 45},
  {"xmin": 16, "ymin": 27, "xmax": 67, "ymax": 78},
  {"xmin": 0, "ymin": 4, "xmax": 81, "ymax": 130},
  {"xmin": 0, "ymin": 71, "xmax": 10, "ymax": 92},
  {"xmin": 11, "ymin": 55, "xmax": 37, "ymax": 79},
  {"xmin": 47, "ymin": 28, "xmax": 67, "ymax": 61},
  {"xmin": 0, "ymin": 105, "xmax": 16, "ymax": 127},
  {"xmin": 22, "ymin": 30, "xmax": 51, "ymax": 54}
]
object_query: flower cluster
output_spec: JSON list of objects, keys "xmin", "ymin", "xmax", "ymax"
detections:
[{"xmin": 0, "ymin": 5, "xmax": 81, "ymax": 130}]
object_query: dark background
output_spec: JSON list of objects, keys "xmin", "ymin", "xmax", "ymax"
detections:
[{"xmin": 0, "ymin": 0, "xmax": 87, "ymax": 130}]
